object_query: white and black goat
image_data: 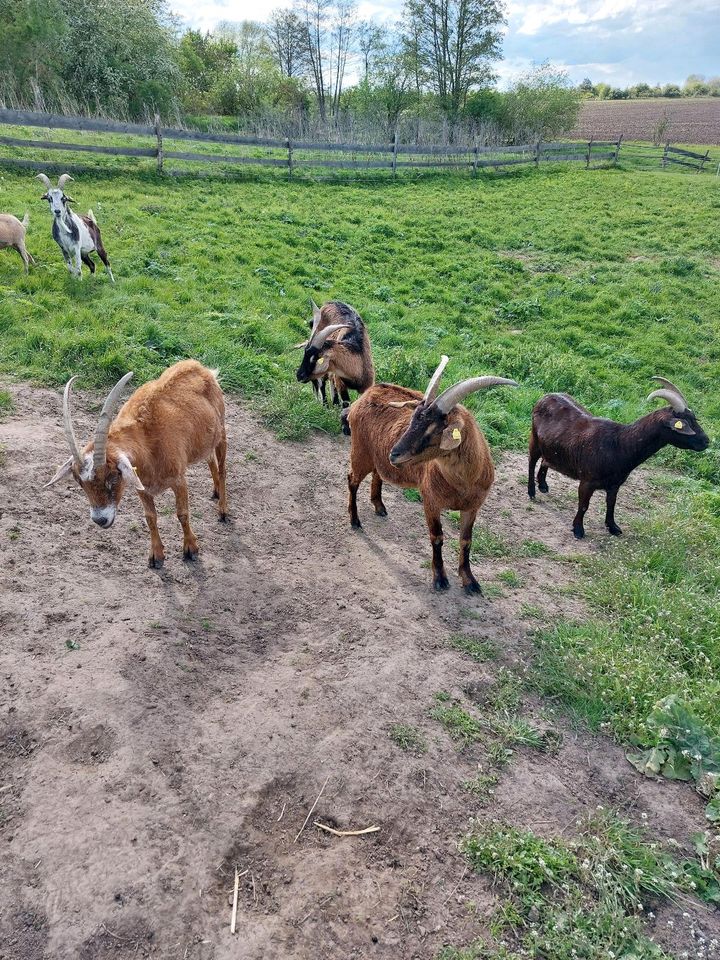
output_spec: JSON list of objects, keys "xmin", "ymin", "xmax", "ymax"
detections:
[{"xmin": 37, "ymin": 173, "xmax": 114, "ymax": 282}]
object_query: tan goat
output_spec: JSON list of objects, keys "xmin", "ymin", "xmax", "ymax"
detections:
[
  {"xmin": 45, "ymin": 360, "xmax": 228, "ymax": 568},
  {"xmin": 344, "ymin": 356, "xmax": 518, "ymax": 593},
  {"xmin": 0, "ymin": 212, "xmax": 34, "ymax": 273}
]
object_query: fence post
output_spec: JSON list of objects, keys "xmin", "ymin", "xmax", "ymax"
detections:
[
  {"xmin": 699, "ymin": 149, "xmax": 709, "ymax": 173},
  {"xmin": 535, "ymin": 139, "xmax": 541, "ymax": 167},
  {"xmin": 287, "ymin": 137, "xmax": 293, "ymax": 179},
  {"xmin": 472, "ymin": 139, "xmax": 479, "ymax": 178},
  {"xmin": 613, "ymin": 134, "xmax": 623, "ymax": 165},
  {"xmin": 392, "ymin": 131, "xmax": 399, "ymax": 178},
  {"xmin": 662, "ymin": 142, "xmax": 669, "ymax": 168},
  {"xmin": 154, "ymin": 113, "xmax": 163, "ymax": 174},
  {"xmin": 586, "ymin": 136, "xmax": 593, "ymax": 168}
]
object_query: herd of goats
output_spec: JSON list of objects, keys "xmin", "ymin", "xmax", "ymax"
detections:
[{"xmin": 1, "ymin": 174, "xmax": 710, "ymax": 591}]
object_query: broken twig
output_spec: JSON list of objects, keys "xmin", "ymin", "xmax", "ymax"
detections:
[
  {"xmin": 294, "ymin": 775, "xmax": 330, "ymax": 843},
  {"xmin": 230, "ymin": 868, "xmax": 240, "ymax": 934},
  {"xmin": 313, "ymin": 821, "xmax": 380, "ymax": 837}
]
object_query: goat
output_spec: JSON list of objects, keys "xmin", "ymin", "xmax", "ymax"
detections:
[
  {"xmin": 37, "ymin": 173, "xmax": 114, "ymax": 282},
  {"xmin": 0, "ymin": 212, "xmax": 34, "ymax": 273},
  {"xmin": 45, "ymin": 360, "xmax": 228, "ymax": 568},
  {"xmin": 345, "ymin": 356, "xmax": 518, "ymax": 593},
  {"xmin": 528, "ymin": 377, "xmax": 709, "ymax": 539},
  {"xmin": 295, "ymin": 300, "xmax": 374, "ymax": 407}
]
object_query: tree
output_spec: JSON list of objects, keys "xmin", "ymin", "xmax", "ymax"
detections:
[
  {"xmin": 578, "ymin": 77, "xmax": 594, "ymax": 97},
  {"xmin": 501, "ymin": 62, "xmax": 580, "ymax": 141},
  {"xmin": 0, "ymin": 0, "xmax": 67, "ymax": 101},
  {"xmin": 266, "ymin": 8, "xmax": 307, "ymax": 78},
  {"xmin": 294, "ymin": 0, "xmax": 356, "ymax": 122},
  {"xmin": 402, "ymin": 0, "xmax": 505, "ymax": 133},
  {"xmin": 357, "ymin": 19, "xmax": 384, "ymax": 79}
]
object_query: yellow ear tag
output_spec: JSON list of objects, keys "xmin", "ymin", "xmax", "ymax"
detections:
[
  {"xmin": 452, "ymin": 428, "xmax": 462, "ymax": 441},
  {"xmin": 674, "ymin": 420, "xmax": 683, "ymax": 430},
  {"xmin": 133, "ymin": 466, "xmax": 139, "ymax": 477}
]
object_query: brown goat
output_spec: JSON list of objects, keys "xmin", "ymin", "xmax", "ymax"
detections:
[
  {"xmin": 0, "ymin": 212, "xmax": 34, "ymax": 273},
  {"xmin": 345, "ymin": 356, "xmax": 518, "ymax": 593},
  {"xmin": 45, "ymin": 360, "xmax": 228, "ymax": 567},
  {"xmin": 295, "ymin": 300, "xmax": 374, "ymax": 406},
  {"xmin": 529, "ymin": 377, "xmax": 709, "ymax": 539}
]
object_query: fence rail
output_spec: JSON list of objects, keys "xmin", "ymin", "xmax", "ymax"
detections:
[{"xmin": 0, "ymin": 107, "xmax": 683, "ymax": 182}]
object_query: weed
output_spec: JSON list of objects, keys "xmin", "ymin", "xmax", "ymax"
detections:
[
  {"xmin": 403, "ymin": 488, "xmax": 422, "ymax": 503},
  {"xmin": 0, "ymin": 391, "xmax": 14, "ymax": 417},
  {"xmin": 389, "ymin": 723, "xmax": 427, "ymax": 754},
  {"xmin": 448, "ymin": 633, "xmax": 498, "ymax": 662},
  {"xmin": 497, "ymin": 569, "xmax": 523, "ymax": 589}
]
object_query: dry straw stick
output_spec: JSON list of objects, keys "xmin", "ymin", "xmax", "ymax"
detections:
[
  {"xmin": 230, "ymin": 868, "xmax": 240, "ymax": 934},
  {"xmin": 293, "ymin": 775, "xmax": 330, "ymax": 843},
  {"xmin": 314, "ymin": 821, "xmax": 380, "ymax": 837}
]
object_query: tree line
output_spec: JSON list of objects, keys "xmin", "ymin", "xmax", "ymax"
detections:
[
  {"xmin": 578, "ymin": 75, "xmax": 720, "ymax": 101},
  {"xmin": 0, "ymin": 0, "xmax": 576, "ymax": 143}
]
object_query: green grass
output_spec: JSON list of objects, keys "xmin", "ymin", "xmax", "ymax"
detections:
[
  {"xmin": 449, "ymin": 632, "xmax": 498, "ymax": 662},
  {"xmin": 447, "ymin": 811, "xmax": 696, "ymax": 959},
  {"xmin": 0, "ymin": 390, "xmax": 14, "ymax": 416},
  {"xmin": 389, "ymin": 723, "xmax": 427, "ymax": 754}
]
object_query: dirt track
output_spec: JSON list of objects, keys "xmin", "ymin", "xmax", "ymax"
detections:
[{"xmin": 1, "ymin": 381, "xmax": 718, "ymax": 959}]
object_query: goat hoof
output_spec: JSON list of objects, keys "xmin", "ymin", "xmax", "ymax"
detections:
[
  {"xmin": 538, "ymin": 482, "xmax": 549, "ymax": 493},
  {"xmin": 433, "ymin": 576, "xmax": 450, "ymax": 592},
  {"xmin": 572, "ymin": 528, "xmax": 585, "ymax": 540},
  {"xmin": 218, "ymin": 512, "xmax": 228, "ymax": 522},
  {"xmin": 607, "ymin": 525, "xmax": 622, "ymax": 536},
  {"xmin": 183, "ymin": 548, "xmax": 198, "ymax": 561},
  {"xmin": 148, "ymin": 556, "xmax": 164, "ymax": 569},
  {"xmin": 374, "ymin": 505, "xmax": 388, "ymax": 517},
  {"xmin": 463, "ymin": 581, "xmax": 483, "ymax": 596},
  {"xmin": 528, "ymin": 488, "xmax": 536, "ymax": 499},
  {"xmin": 351, "ymin": 518, "xmax": 362, "ymax": 529},
  {"xmin": 211, "ymin": 490, "xmax": 219, "ymax": 500}
]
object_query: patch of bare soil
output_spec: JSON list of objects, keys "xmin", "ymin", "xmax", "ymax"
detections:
[{"xmin": 1, "ymin": 382, "xmax": 717, "ymax": 959}]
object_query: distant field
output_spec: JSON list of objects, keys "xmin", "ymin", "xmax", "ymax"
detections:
[{"xmin": 572, "ymin": 97, "xmax": 720, "ymax": 145}]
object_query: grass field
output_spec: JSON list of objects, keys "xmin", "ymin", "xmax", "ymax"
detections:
[{"xmin": 2, "ymin": 160, "xmax": 720, "ymax": 954}]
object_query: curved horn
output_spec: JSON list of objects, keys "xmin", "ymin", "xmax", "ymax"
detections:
[
  {"xmin": 310, "ymin": 323, "xmax": 351, "ymax": 349},
  {"xmin": 648, "ymin": 376, "xmax": 687, "ymax": 412},
  {"xmin": 309, "ymin": 298, "xmax": 322, "ymax": 334},
  {"xmin": 423, "ymin": 355, "xmax": 449, "ymax": 404},
  {"xmin": 62, "ymin": 376, "xmax": 84, "ymax": 467},
  {"xmin": 36, "ymin": 173, "xmax": 52, "ymax": 189},
  {"xmin": 93, "ymin": 372, "xmax": 134, "ymax": 470},
  {"xmin": 434, "ymin": 376, "xmax": 519, "ymax": 414},
  {"xmin": 57, "ymin": 173, "xmax": 74, "ymax": 190}
]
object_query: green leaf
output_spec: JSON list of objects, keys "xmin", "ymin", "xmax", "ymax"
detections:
[
  {"xmin": 626, "ymin": 746, "xmax": 667, "ymax": 776},
  {"xmin": 659, "ymin": 746, "xmax": 693, "ymax": 781},
  {"xmin": 705, "ymin": 795, "xmax": 720, "ymax": 824}
]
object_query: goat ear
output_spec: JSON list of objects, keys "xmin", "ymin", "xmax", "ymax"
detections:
[
  {"xmin": 44, "ymin": 457, "xmax": 74, "ymax": 487},
  {"xmin": 440, "ymin": 423, "xmax": 463, "ymax": 451},
  {"xmin": 669, "ymin": 416, "xmax": 696, "ymax": 436},
  {"xmin": 118, "ymin": 454, "xmax": 145, "ymax": 491},
  {"xmin": 64, "ymin": 195, "xmax": 76, "ymax": 204},
  {"xmin": 40, "ymin": 193, "xmax": 49, "ymax": 200}
]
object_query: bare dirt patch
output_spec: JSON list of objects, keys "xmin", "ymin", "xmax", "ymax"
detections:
[
  {"xmin": 571, "ymin": 97, "xmax": 720, "ymax": 146},
  {"xmin": 0, "ymin": 381, "xmax": 716, "ymax": 958}
]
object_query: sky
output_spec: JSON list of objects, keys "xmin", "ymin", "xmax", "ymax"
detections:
[{"xmin": 168, "ymin": 0, "xmax": 720, "ymax": 89}]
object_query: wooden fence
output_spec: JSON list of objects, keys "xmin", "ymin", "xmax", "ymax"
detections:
[
  {"xmin": 661, "ymin": 143, "xmax": 711, "ymax": 173},
  {"xmin": 0, "ymin": 108, "xmax": 625, "ymax": 179}
]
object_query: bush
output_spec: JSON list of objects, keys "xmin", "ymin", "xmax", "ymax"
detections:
[{"xmin": 500, "ymin": 62, "xmax": 580, "ymax": 141}]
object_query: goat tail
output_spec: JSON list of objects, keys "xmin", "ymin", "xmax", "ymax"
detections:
[
  {"xmin": 341, "ymin": 406, "xmax": 351, "ymax": 437},
  {"xmin": 21, "ymin": 211, "xmax": 30, "ymax": 228},
  {"xmin": 86, "ymin": 208, "xmax": 97, "ymax": 224},
  {"xmin": 210, "ymin": 368, "xmax": 221, "ymax": 382}
]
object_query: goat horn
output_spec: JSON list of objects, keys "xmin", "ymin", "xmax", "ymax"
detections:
[
  {"xmin": 423, "ymin": 355, "xmax": 449, "ymax": 404},
  {"xmin": 310, "ymin": 323, "xmax": 351, "ymax": 349},
  {"xmin": 648, "ymin": 376, "xmax": 687, "ymax": 412},
  {"xmin": 434, "ymin": 376, "xmax": 519, "ymax": 414},
  {"xmin": 36, "ymin": 173, "xmax": 52, "ymax": 189},
  {"xmin": 62, "ymin": 376, "xmax": 84, "ymax": 468},
  {"xmin": 309, "ymin": 299, "xmax": 322, "ymax": 334},
  {"xmin": 57, "ymin": 173, "xmax": 74, "ymax": 189},
  {"xmin": 93, "ymin": 372, "xmax": 134, "ymax": 470},
  {"xmin": 647, "ymin": 389, "xmax": 686, "ymax": 414}
]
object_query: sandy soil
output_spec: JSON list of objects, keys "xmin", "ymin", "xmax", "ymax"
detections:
[{"xmin": 1, "ymin": 381, "xmax": 718, "ymax": 959}]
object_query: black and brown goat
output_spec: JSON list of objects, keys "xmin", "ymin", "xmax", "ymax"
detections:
[
  {"xmin": 295, "ymin": 300, "xmax": 374, "ymax": 406},
  {"xmin": 345, "ymin": 356, "xmax": 518, "ymax": 593},
  {"xmin": 528, "ymin": 377, "xmax": 709, "ymax": 539},
  {"xmin": 37, "ymin": 173, "xmax": 114, "ymax": 281}
]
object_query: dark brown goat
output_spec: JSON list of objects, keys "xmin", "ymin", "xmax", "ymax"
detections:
[
  {"xmin": 345, "ymin": 356, "xmax": 518, "ymax": 593},
  {"xmin": 295, "ymin": 300, "xmax": 374, "ymax": 406},
  {"xmin": 528, "ymin": 378, "xmax": 709, "ymax": 539}
]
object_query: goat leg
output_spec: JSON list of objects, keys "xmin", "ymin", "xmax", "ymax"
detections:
[
  {"xmin": 528, "ymin": 432, "xmax": 541, "ymax": 498},
  {"xmin": 425, "ymin": 507, "xmax": 449, "ymax": 591},
  {"xmin": 348, "ymin": 470, "xmax": 363, "ymax": 528},
  {"xmin": 215, "ymin": 433, "xmax": 228, "ymax": 521},
  {"xmin": 572, "ymin": 481, "xmax": 594, "ymax": 539},
  {"xmin": 172, "ymin": 480, "xmax": 200, "ymax": 560},
  {"xmin": 458, "ymin": 509, "xmax": 481, "ymax": 595},
  {"xmin": 139, "ymin": 491, "xmax": 166, "ymax": 568},
  {"xmin": 605, "ymin": 486, "xmax": 622, "ymax": 536},
  {"xmin": 537, "ymin": 461, "xmax": 549, "ymax": 493},
  {"xmin": 370, "ymin": 471, "xmax": 387, "ymax": 517}
]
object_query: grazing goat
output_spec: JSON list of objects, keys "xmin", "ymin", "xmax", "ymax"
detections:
[
  {"xmin": 345, "ymin": 356, "xmax": 518, "ymax": 593},
  {"xmin": 0, "ymin": 212, "xmax": 34, "ymax": 273},
  {"xmin": 295, "ymin": 300, "xmax": 374, "ymax": 406},
  {"xmin": 528, "ymin": 377, "xmax": 709, "ymax": 539},
  {"xmin": 45, "ymin": 360, "xmax": 228, "ymax": 568},
  {"xmin": 37, "ymin": 173, "xmax": 114, "ymax": 282}
]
